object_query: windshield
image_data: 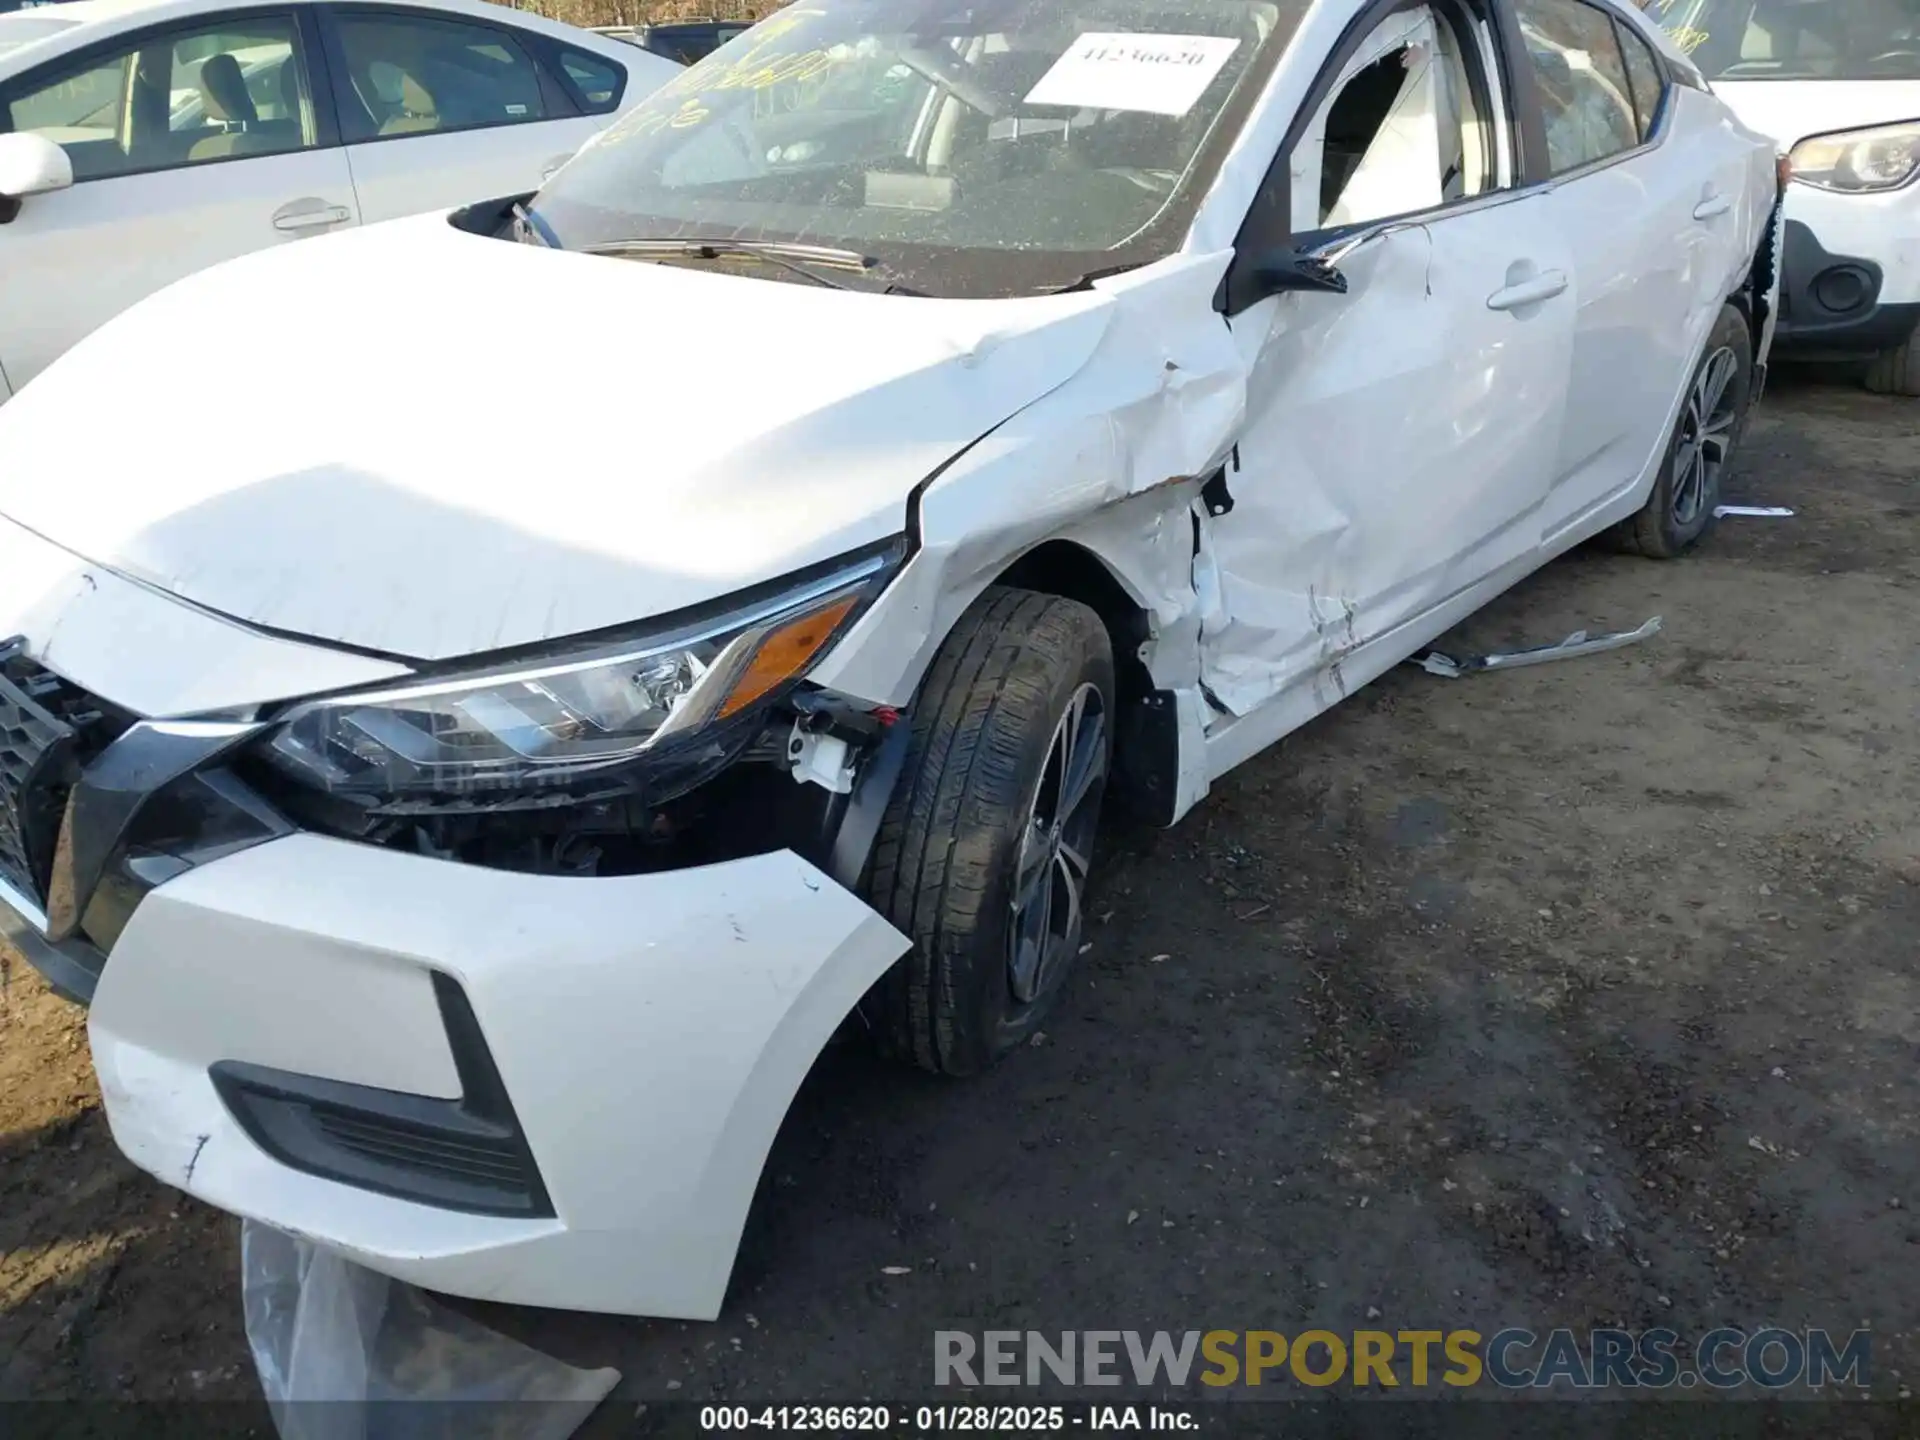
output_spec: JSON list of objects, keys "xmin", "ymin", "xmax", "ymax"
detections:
[
  {"xmin": 1650, "ymin": 0, "xmax": 1920, "ymax": 81},
  {"xmin": 532, "ymin": 0, "xmax": 1304, "ymax": 298},
  {"xmin": 0, "ymin": 17, "xmax": 76, "ymax": 57}
]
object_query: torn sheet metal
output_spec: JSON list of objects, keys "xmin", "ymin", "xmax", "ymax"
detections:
[
  {"xmin": 244, "ymin": 1220, "xmax": 619, "ymax": 1440},
  {"xmin": 812, "ymin": 250, "xmax": 1244, "ymax": 713},
  {"xmin": 1715, "ymin": 505, "xmax": 1795, "ymax": 519},
  {"xmin": 1412, "ymin": 617, "xmax": 1663, "ymax": 679}
]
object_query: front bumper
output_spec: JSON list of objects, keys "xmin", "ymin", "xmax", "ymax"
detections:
[
  {"xmin": 0, "ymin": 899, "xmax": 104, "ymax": 1005},
  {"xmin": 78, "ymin": 833, "xmax": 910, "ymax": 1318},
  {"xmin": 1774, "ymin": 182, "xmax": 1920, "ymax": 357}
]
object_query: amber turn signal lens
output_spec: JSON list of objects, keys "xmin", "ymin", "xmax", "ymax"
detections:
[
  {"xmin": 1777, "ymin": 153, "xmax": 1794, "ymax": 189},
  {"xmin": 717, "ymin": 595, "xmax": 859, "ymax": 719}
]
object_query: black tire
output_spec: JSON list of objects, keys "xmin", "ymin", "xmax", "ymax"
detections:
[
  {"xmin": 1864, "ymin": 324, "xmax": 1920, "ymax": 398},
  {"xmin": 862, "ymin": 587, "xmax": 1115, "ymax": 1077},
  {"xmin": 1613, "ymin": 303, "xmax": 1755, "ymax": 559}
]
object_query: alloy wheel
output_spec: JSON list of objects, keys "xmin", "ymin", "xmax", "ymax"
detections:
[
  {"xmin": 1008, "ymin": 683, "xmax": 1108, "ymax": 1005},
  {"xmin": 1672, "ymin": 346, "xmax": 1741, "ymax": 527}
]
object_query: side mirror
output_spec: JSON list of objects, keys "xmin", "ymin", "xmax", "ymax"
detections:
[
  {"xmin": 1249, "ymin": 246, "xmax": 1350, "ymax": 299},
  {"xmin": 0, "ymin": 133, "xmax": 73, "ymax": 222}
]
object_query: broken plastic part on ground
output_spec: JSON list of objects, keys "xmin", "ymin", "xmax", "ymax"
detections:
[
  {"xmin": 1715, "ymin": 505, "xmax": 1796, "ymax": 518},
  {"xmin": 1411, "ymin": 616, "xmax": 1664, "ymax": 679},
  {"xmin": 242, "ymin": 1220, "xmax": 619, "ymax": 1440}
]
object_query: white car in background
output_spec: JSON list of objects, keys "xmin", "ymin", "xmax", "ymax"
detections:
[
  {"xmin": 0, "ymin": 0, "xmax": 1779, "ymax": 1321},
  {"xmin": 1648, "ymin": 0, "xmax": 1920, "ymax": 393},
  {"xmin": 0, "ymin": 0, "xmax": 678, "ymax": 397}
]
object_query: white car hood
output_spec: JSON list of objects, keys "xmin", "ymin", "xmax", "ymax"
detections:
[
  {"xmin": 0, "ymin": 215, "xmax": 1114, "ymax": 662},
  {"xmin": 1713, "ymin": 79, "xmax": 1920, "ymax": 148}
]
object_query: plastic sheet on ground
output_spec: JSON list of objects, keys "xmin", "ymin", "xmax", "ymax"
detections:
[{"xmin": 242, "ymin": 1220, "xmax": 620, "ymax": 1440}]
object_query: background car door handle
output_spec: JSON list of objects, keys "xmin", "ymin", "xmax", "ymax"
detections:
[
  {"xmin": 1694, "ymin": 193, "xmax": 1733, "ymax": 221},
  {"xmin": 541, "ymin": 154, "xmax": 572, "ymax": 180},
  {"xmin": 272, "ymin": 200, "xmax": 352, "ymax": 233},
  {"xmin": 1487, "ymin": 270, "xmax": 1569, "ymax": 312}
]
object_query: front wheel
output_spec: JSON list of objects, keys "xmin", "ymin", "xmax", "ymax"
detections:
[
  {"xmin": 1613, "ymin": 303, "xmax": 1755, "ymax": 559},
  {"xmin": 862, "ymin": 588, "xmax": 1114, "ymax": 1077},
  {"xmin": 1864, "ymin": 324, "xmax": 1920, "ymax": 397}
]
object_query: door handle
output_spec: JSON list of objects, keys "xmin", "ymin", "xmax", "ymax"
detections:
[
  {"xmin": 272, "ymin": 200, "xmax": 353, "ymax": 233},
  {"xmin": 1693, "ymin": 193, "xmax": 1733, "ymax": 221},
  {"xmin": 1487, "ymin": 269, "xmax": 1569, "ymax": 312},
  {"xmin": 541, "ymin": 153, "xmax": 571, "ymax": 180}
]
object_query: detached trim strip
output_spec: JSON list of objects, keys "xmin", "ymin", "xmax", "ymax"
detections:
[{"xmin": 211, "ymin": 973, "xmax": 554, "ymax": 1219}]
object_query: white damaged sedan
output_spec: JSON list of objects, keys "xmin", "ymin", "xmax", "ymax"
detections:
[{"xmin": 0, "ymin": 0, "xmax": 1780, "ymax": 1319}]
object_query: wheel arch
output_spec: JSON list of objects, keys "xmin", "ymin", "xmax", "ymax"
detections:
[
  {"xmin": 992, "ymin": 539, "xmax": 1154, "ymax": 704},
  {"xmin": 987, "ymin": 538, "xmax": 1187, "ymax": 826}
]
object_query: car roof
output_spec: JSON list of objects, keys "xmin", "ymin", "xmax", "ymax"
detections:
[{"xmin": 1, "ymin": 0, "xmax": 643, "ymax": 63}]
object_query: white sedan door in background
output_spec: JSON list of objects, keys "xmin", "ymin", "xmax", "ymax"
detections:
[
  {"xmin": 319, "ymin": 4, "xmax": 668, "ymax": 223},
  {"xmin": 0, "ymin": 9, "xmax": 358, "ymax": 392},
  {"xmin": 0, "ymin": 0, "xmax": 675, "ymax": 397}
]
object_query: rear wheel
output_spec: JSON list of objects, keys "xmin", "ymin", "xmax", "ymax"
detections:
[
  {"xmin": 1864, "ymin": 324, "xmax": 1920, "ymax": 397},
  {"xmin": 862, "ymin": 588, "xmax": 1114, "ymax": 1077},
  {"xmin": 1613, "ymin": 303, "xmax": 1754, "ymax": 559}
]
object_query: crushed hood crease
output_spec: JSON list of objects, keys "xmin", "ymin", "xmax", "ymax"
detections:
[{"xmin": 0, "ymin": 216, "xmax": 1114, "ymax": 661}]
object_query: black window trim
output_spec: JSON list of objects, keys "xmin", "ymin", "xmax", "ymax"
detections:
[
  {"xmin": 314, "ymin": 1, "xmax": 580, "ymax": 149},
  {"xmin": 1223, "ymin": 0, "xmax": 1532, "ymax": 315},
  {"xmin": 529, "ymin": 33, "xmax": 628, "ymax": 118},
  {"xmin": 0, "ymin": 2, "xmax": 341, "ymax": 183},
  {"xmin": 1505, "ymin": 0, "xmax": 1675, "ymax": 186},
  {"xmin": 1613, "ymin": 5, "xmax": 1673, "ymax": 141}
]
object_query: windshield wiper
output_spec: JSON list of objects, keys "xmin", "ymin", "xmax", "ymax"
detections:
[{"xmin": 584, "ymin": 238, "xmax": 927, "ymax": 296}]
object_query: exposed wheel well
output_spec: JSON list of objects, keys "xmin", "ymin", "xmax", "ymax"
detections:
[
  {"xmin": 992, "ymin": 541, "xmax": 1153, "ymax": 703},
  {"xmin": 991, "ymin": 541, "xmax": 1180, "ymax": 824}
]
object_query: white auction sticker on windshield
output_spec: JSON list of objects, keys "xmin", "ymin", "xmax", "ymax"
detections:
[{"xmin": 1025, "ymin": 33, "xmax": 1242, "ymax": 117}]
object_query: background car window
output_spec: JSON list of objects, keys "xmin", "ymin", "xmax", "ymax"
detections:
[
  {"xmin": 1286, "ymin": 4, "xmax": 1497, "ymax": 233},
  {"xmin": 1616, "ymin": 20, "xmax": 1666, "ymax": 142},
  {"xmin": 1515, "ymin": 0, "xmax": 1641, "ymax": 176},
  {"xmin": 1650, "ymin": 0, "xmax": 1920, "ymax": 82},
  {"xmin": 332, "ymin": 13, "xmax": 546, "ymax": 141},
  {"xmin": 558, "ymin": 48, "xmax": 622, "ymax": 114},
  {"xmin": 6, "ymin": 53, "xmax": 128, "ymax": 159},
  {"xmin": 4, "ymin": 17, "xmax": 312, "ymax": 181}
]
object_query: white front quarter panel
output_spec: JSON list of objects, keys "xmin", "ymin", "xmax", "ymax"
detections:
[{"xmin": 89, "ymin": 837, "xmax": 911, "ymax": 1318}]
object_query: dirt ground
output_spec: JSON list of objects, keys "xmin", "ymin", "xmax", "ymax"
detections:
[{"xmin": 2, "ymin": 369, "xmax": 1917, "ymax": 1413}]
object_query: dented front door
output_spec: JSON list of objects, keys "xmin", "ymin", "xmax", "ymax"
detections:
[{"xmin": 1195, "ymin": 201, "xmax": 1578, "ymax": 719}]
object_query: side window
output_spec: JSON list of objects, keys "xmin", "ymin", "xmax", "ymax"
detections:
[
  {"xmin": 557, "ymin": 48, "xmax": 624, "ymax": 115},
  {"xmin": 1514, "ymin": 0, "xmax": 1642, "ymax": 175},
  {"xmin": 1615, "ymin": 21, "xmax": 1668, "ymax": 142},
  {"xmin": 3, "ymin": 17, "xmax": 313, "ymax": 182},
  {"xmin": 332, "ymin": 12, "xmax": 548, "ymax": 142},
  {"xmin": 1286, "ymin": 4, "xmax": 1499, "ymax": 234}
]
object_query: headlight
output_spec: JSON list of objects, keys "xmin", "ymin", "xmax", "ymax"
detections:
[
  {"xmin": 262, "ymin": 546, "xmax": 898, "ymax": 800},
  {"xmin": 1789, "ymin": 121, "xmax": 1920, "ymax": 194}
]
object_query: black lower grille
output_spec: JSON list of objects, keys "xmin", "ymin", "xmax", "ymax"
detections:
[
  {"xmin": 0, "ymin": 682, "xmax": 65, "ymax": 904},
  {"xmin": 0, "ymin": 640, "xmax": 130, "ymax": 917},
  {"xmin": 0, "ymin": 648, "xmax": 83, "ymax": 909},
  {"xmin": 312, "ymin": 1107, "xmax": 534, "ymax": 1190},
  {"xmin": 210, "ymin": 974, "xmax": 552, "ymax": 1218}
]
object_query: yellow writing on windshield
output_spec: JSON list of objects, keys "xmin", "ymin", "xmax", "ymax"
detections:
[
  {"xmin": 611, "ymin": 5, "xmax": 851, "ymax": 136},
  {"xmin": 1667, "ymin": 26, "xmax": 1709, "ymax": 54}
]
